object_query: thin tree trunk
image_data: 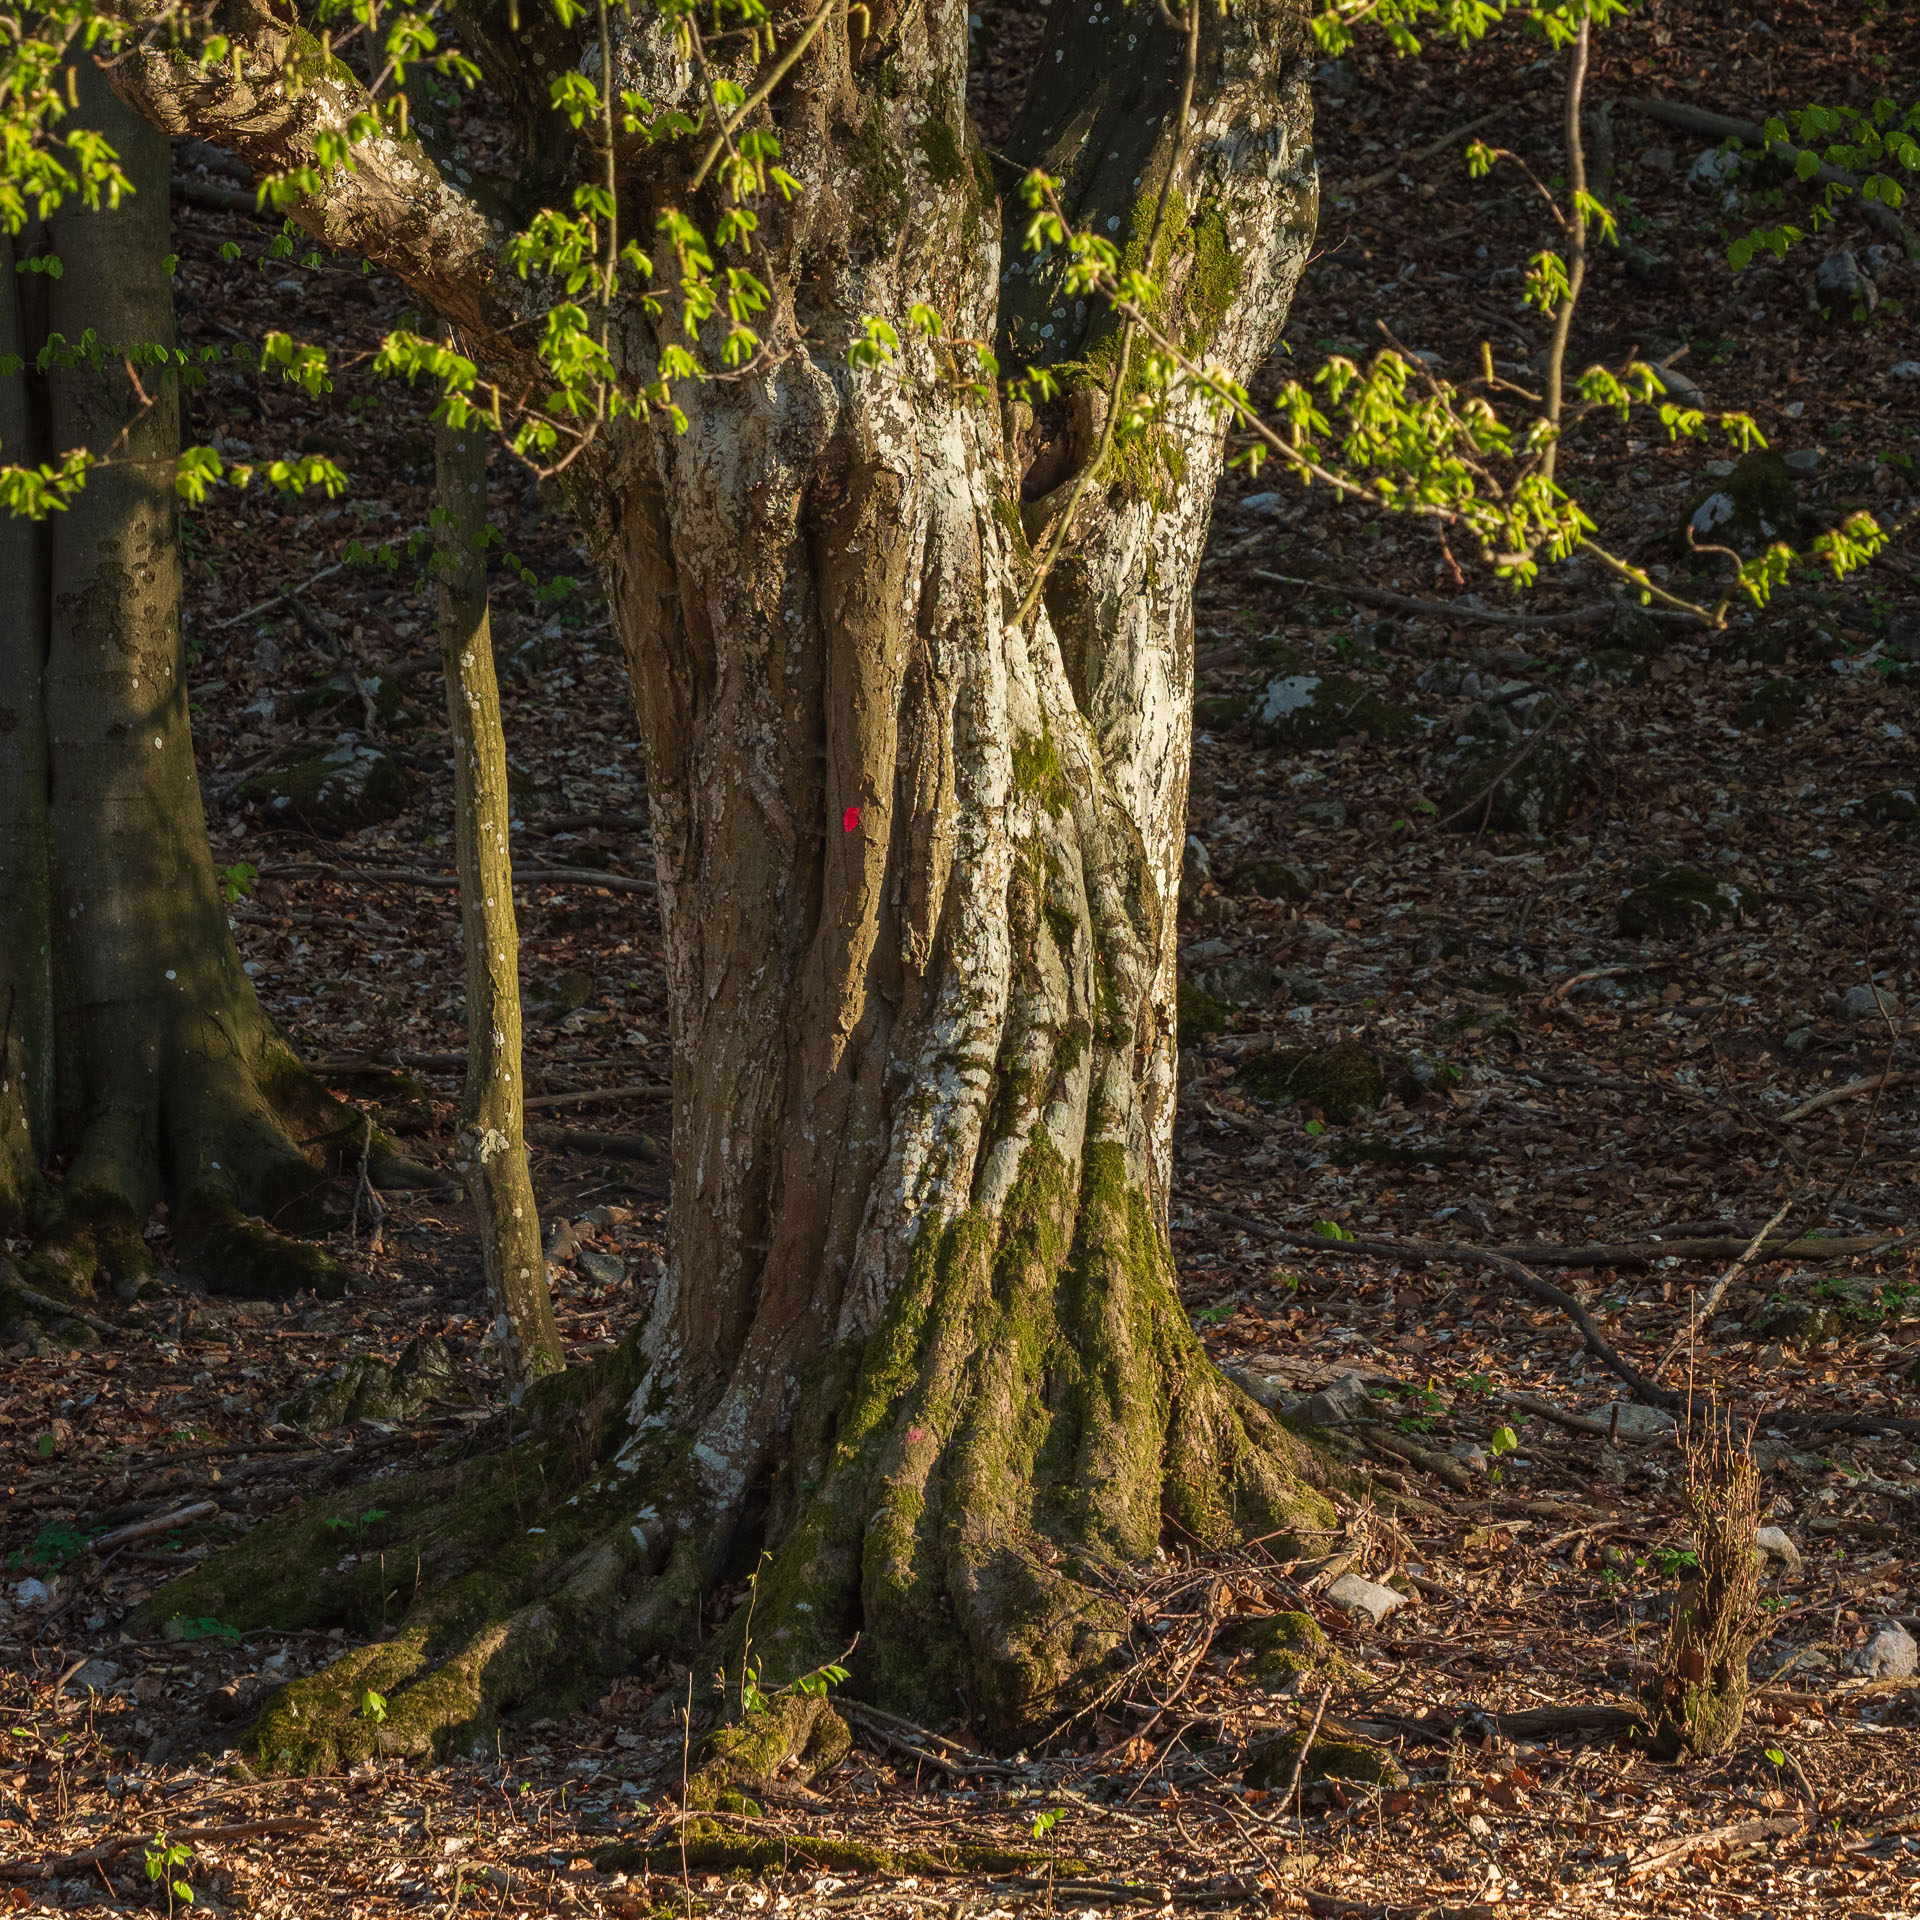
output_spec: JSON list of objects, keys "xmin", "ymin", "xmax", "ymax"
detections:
[{"xmin": 435, "ymin": 406, "xmax": 561, "ymax": 1387}]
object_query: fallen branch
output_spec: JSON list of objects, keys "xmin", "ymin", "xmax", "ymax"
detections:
[
  {"xmin": 528, "ymin": 1123, "xmax": 664, "ymax": 1163},
  {"xmin": 523, "ymin": 1082, "xmax": 669, "ymax": 1111},
  {"xmin": 1503, "ymin": 1392, "xmax": 1612, "ymax": 1439},
  {"xmin": 1484, "ymin": 1232, "xmax": 1901, "ymax": 1267},
  {"xmin": 1619, "ymin": 95, "xmax": 1912, "ymax": 249},
  {"xmin": 0, "ymin": 1820, "xmax": 321, "ymax": 1881},
  {"xmin": 260, "ymin": 861, "xmax": 654, "ymax": 896},
  {"xmin": 1358, "ymin": 1423, "xmax": 1476, "ymax": 1493},
  {"xmin": 1625, "ymin": 1813, "xmax": 1806, "ymax": 1880},
  {"xmin": 210, "ymin": 561, "xmax": 347, "ymax": 631},
  {"xmin": 1344, "ymin": 105, "xmax": 1512, "ymax": 195},
  {"xmin": 1306, "ymin": 1897, "xmax": 1500, "ymax": 1920},
  {"xmin": 1781, "ymin": 1070, "xmax": 1917, "ymax": 1123},
  {"xmin": 1210, "ymin": 1211, "xmax": 1681, "ymax": 1411},
  {"xmin": 1252, "ymin": 569, "xmax": 1615, "ymax": 630},
  {"xmin": 87, "ymin": 1501, "xmax": 219, "ymax": 1552},
  {"xmin": 1651, "ymin": 1195, "xmax": 1795, "ymax": 1382}
]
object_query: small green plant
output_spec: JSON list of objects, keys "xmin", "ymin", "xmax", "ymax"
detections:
[
  {"xmin": 1653, "ymin": 1545, "xmax": 1702, "ymax": 1580},
  {"xmin": 1397, "ymin": 1381, "xmax": 1446, "ymax": 1433},
  {"xmin": 1031, "ymin": 1805, "xmax": 1065, "ymax": 1841},
  {"xmin": 1193, "ymin": 1303, "xmax": 1234, "ymax": 1327},
  {"xmin": 1304, "ymin": 1118, "xmax": 1326, "ymax": 1137},
  {"xmin": 321, "ymin": 1507, "xmax": 391, "ymax": 1543},
  {"xmin": 1312, "ymin": 1219, "xmax": 1356, "ymax": 1242},
  {"xmin": 1488, "ymin": 1422, "xmax": 1518, "ymax": 1483},
  {"xmin": 360, "ymin": 1688, "xmax": 388, "ymax": 1723},
  {"xmin": 169, "ymin": 1616, "xmax": 242, "ymax": 1646},
  {"xmin": 218, "ymin": 860, "xmax": 259, "ymax": 904},
  {"xmin": 145, "ymin": 1831, "xmax": 194, "ymax": 1913},
  {"xmin": 1765, "ymin": 1745, "xmax": 1787, "ymax": 1769},
  {"xmin": 1460, "ymin": 1372, "xmax": 1496, "ymax": 1398}
]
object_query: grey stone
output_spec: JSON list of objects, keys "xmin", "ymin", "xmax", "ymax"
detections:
[
  {"xmin": 1301, "ymin": 1371, "xmax": 1371, "ymax": 1427},
  {"xmin": 1179, "ymin": 937, "xmax": 1233, "ymax": 966},
  {"xmin": 1183, "ymin": 834, "xmax": 1213, "ymax": 890},
  {"xmin": 1273, "ymin": 968, "xmax": 1330, "ymax": 1006},
  {"xmin": 1848, "ymin": 1621, "xmax": 1917, "ymax": 1679},
  {"xmin": 1860, "ymin": 788, "xmax": 1918, "ymax": 826},
  {"xmin": 578, "ymin": 1250, "xmax": 626, "ymax": 1287},
  {"xmin": 1450, "ymin": 1441, "xmax": 1490, "ymax": 1474},
  {"xmin": 1893, "ymin": 361, "xmax": 1920, "ymax": 382},
  {"xmin": 1326, "ymin": 1572, "xmax": 1406, "ymax": 1625},
  {"xmin": 1783, "ymin": 448, "xmax": 1823, "ymax": 475},
  {"xmin": 1813, "ymin": 248, "xmax": 1877, "ymax": 318},
  {"xmin": 1617, "ymin": 867, "xmax": 1749, "ymax": 941},
  {"xmin": 1250, "ymin": 676, "xmax": 1413, "ymax": 749},
  {"xmin": 1237, "ymin": 491, "xmax": 1285, "ymax": 516},
  {"xmin": 1638, "ymin": 145, "xmax": 1676, "ymax": 174},
  {"xmin": 67, "ymin": 1660, "xmax": 122, "ymax": 1694},
  {"xmin": 1654, "ymin": 361, "xmax": 1705, "ymax": 406},
  {"xmin": 12, "ymin": 1577, "xmax": 54, "ymax": 1608},
  {"xmin": 1832, "ymin": 983, "xmax": 1899, "ymax": 1023},
  {"xmin": 237, "ymin": 737, "xmax": 410, "ymax": 837},
  {"xmin": 1688, "ymin": 147, "xmax": 1741, "ymax": 192},
  {"xmin": 1754, "ymin": 1526, "xmax": 1803, "ymax": 1577},
  {"xmin": 1582, "ymin": 1402, "xmax": 1676, "ymax": 1443},
  {"xmin": 1297, "ymin": 798, "xmax": 1348, "ymax": 830},
  {"xmin": 1233, "ymin": 858, "xmax": 1313, "ymax": 903}
]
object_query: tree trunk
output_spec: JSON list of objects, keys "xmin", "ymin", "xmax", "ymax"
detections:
[
  {"xmin": 435, "ymin": 407, "xmax": 562, "ymax": 1386},
  {"xmin": 115, "ymin": 0, "xmax": 1331, "ymax": 1760},
  {"xmin": 0, "ymin": 62, "xmax": 400, "ymax": 1317}
]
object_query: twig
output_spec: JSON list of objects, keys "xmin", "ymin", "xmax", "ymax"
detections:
[
  {"xmin": 0, "ymin": 1820, "xmax": 321, "ymax": 1881},
  {"xmin": 527, "ymin": 1123, "xmax": 663, "ymax": 1163},
  {"xmin": 1344, "ymin": 106, "xmax": 1511, "ymax": 196},
  {"xmin": 1624, "ymin": 1813, "xmax": 1805, "ymax": 1879},
  {"xmin": 1781, "ymin": 1069, "xmax": 1916, "ymax": 1124},
  {"xmin": 209, "ymin": 561, "xmax": 347, "ymax": 631},
  {"xmin": 257, "ymin": 861, "xmax": 654, "ymax": 895},
  {"xmin": 1479, "ymin": 1232, "xmax": 1901, "ymax": 1268},
  {"xmin": 1250, "ymin": 569, "xmax": 1615, "ymax": 629},
  {"xmin": 1650, "ymin": 1195, "xmax": 1795, "ymax": 1382},
  {"xmin": 522, "ymin": 1082, "xmax": 668, "ymax": 1111},
  {"xmin": 1282, "ymin": 1685, "xmax": 1333, "ymax": 1841},
  {"xmin": 88, "ymin": 1502, "xmax": 220, "ymax": 1552},
  {"xmin": 0, "ymin": 1259, "xmax": 122, "ymax": 1336},
  {"xmin": 1503, "ymin": 1392, "xmax": 1611, "ymax": 1439}
]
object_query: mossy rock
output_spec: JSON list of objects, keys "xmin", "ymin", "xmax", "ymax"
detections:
[
  {"xmin": 1754, "ymin": 1273, "xmax": 1883, "ymax": 1342},
  {"xmin": 1682, "ymin": 450, "xmax": 1798, "ymax": 558},
  {"xmin": 1248, "ymin": 672, "xmax": 1413, "ymax": 749},
  {"xmin": 272, "ymin": 1335, "xmax": 460, "ymax": 1432},
  {"xmin": 1438, "ymin": 736, "xmax": 1577, "ymax": 836},
  {"xmin": 1606, "ymin": 604, "xmax": 1672, "ymax": 654},
  {"xmin": 1616, "ymin": 867, "xmax": 1749, "ymax": 940},
  {"xmin": 689, "ymin": 1695, "xmax": 851, "ymax": 1798},
  {"xmin": 291, "ymin": 673, "xmax": 414, "ymax": 727},
  {"xmin": 1859, "ymin": 786, "xmax": 1918, "ymax": 826},
  {"xmin": 1735, "ymin": 676, "xmax": 1804, "ymax": 730},
  {"xmin": 1195, "ymin": 693, "xmax": 1253, "ymax": 730},
  {"xmin": 1242, "ymin": 1728, "xmax": 1407, "ymax": 1792},
  {"xmin": 1216, "ymin": 1610, "xmax": 1355, "ymax": 1691},
  {"xmin": 1235, "ymin": 1042, "xmax": 1387, "ymax": 1123},
  {"xmin": 1572, "ymin": 648, "xmax": 1650, "ymax": 687},
  {"xmin": 1234, "ymin": 858, "xmax": 1313, "ymax": 903},
  {"xmin": 1177, "ymin": 980, "xmax": 1231, "ymax": 1047},
  {"xmin": 237, "ymin": 741, "xmax": 411, "ymax": 836},
  {"xmin": 318, "ymin": 1063, "xmax": 433, "ymax": 1133}
]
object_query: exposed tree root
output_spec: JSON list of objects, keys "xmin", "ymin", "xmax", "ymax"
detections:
[
  {"xmin": 593, "ymin": 1820, "xmax": 1081, "ymax": 1879},
  {"xmin": 144, "ymin": 1144, "xmax": 1340, "ymax": 1777}
]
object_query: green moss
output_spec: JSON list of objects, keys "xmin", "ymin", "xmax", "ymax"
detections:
[
  {"xmin": 914, "ymin": 114, "xmax": 966, "ymax": 187},
  {"xmin": 1438, "ymin": 737, "xmax": 1577, "ymax": 836},
  {"xmin": 1681, "ymin": 449, "xmax": 1797, "ymax": 560},
  {"xmin": 1232, "ymin": 858, "xmax": 1311, "ymax": 903},
  {"xmin": 853, "ymin": 97, "xmax": 909, "ymax": 242},
  {"xmin": 1194, "ymin": 693, "xmax": 1251, "ymax": 729},
  {"xmin": 690, "ymin": 1695, "xmax": 851, "ymax": 1798},
  {"xmin": 1215, "ymin": 1611, "xmax": 1336, "ymax": 1689},
  {"xmin": 1235, "ymin": 1043, "xmax": 1387, "ymax": 1124},
  {"xmin": 1248, "ymin": 672, "xmax": 1413, "ymax": 749},
  {"xmin": 1243, "ymin": 1729, "xmax": 1408, "ymax": 1791},
  {"xmin": 1177, "ymin": 981, "xmax": 1231, "ymax": 1047},
  {"xmin": 1755, "ymin": 1273, "xmax": 1882, "ymax": 1342},
  {"xmin": 1011, "ymin": 730, "xmax": 1072, "ymax": 813},
  {"xmin": 1616, "ymin": 867, "xmax": 1748, "ymax": 940}
]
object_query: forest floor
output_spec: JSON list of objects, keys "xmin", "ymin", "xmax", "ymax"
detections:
[{"xmin": 4, "ymin": 0, "xmax": 1920, "ymax": 1914}]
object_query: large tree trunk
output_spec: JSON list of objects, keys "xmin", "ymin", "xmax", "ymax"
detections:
[
  {"xmin": 0, "ymin": 63, "xmax": 398, "ymax": 1315},
  {"xmin": 118, "ymin": 0, "xmax": 1331, "ymax": 1760}
]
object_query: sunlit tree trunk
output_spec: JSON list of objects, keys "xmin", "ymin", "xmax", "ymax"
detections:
[{"xmin": 435, "ymin": 408, "xmax": 562, "ymax": 1386}]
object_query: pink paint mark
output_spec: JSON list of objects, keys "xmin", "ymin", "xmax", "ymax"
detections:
[{"xmin": 843, "ymin": 805, "xmax": 862, "ymax": 833}]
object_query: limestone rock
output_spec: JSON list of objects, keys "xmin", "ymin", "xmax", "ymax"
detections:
[
  {"xmin": 1249, "ymin": 673, "xmax": 1412, "ymax": 749},
  {"xmin": 1682, "ymin": 451, "xmax": 1797, "ymax": 558},
  {"xmin": 1735, "ymin": 676, "xmax": 1804, "ymax": 730},
  {"xmin": 1754, "ymin": 1527, "xmax": 1803, "ymax": 1577},
  {"xmin": 238, "ymin": 737, "xmax": 410, "ymax": 836},
  {"xmin": 1616, "ymin": 867, "xmax": 1749, "ymax": 940},
  {"xmin": 1234, "ymin": 858, "xmax": 1312, "ymax": 903},
  {"xmin": 1324, "ymin": 1572, "xmax": 1406, "ymax": 1625},
  {"xmin": 1242, "ymin": 1726, "xmax": 1408, "ymax": 1791},
  {"xmin": 1860, "ymin": 788, "xmax": 1918, "ymax": 827},
  {"xmin": 273, "ymin": 1333, "xmax": 461, "ymax": 1433},
  {"xmin": 1438, "ymin": 735, "xmax": 1577, "ymax": 835},
  {"xmin": 1847, "ymin": 1621, "xmax": 1917, "ymax": 1679},
  {"xmin": 1235, "ymin": 1042, "xmax": 1388, "ymax": 1123}
]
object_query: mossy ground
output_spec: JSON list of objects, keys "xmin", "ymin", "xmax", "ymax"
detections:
[
  {"xmin": 1616, "ymin": 867, "xmax": 1748, "ymax": 940},
  {"xmin": 1234, "ymin": 1043, "xmax": 1388, "ymax": 1124}
]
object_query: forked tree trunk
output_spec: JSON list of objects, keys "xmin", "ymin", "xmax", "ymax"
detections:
[
  {"xmin": 117, "ymin": 0, "xmax": 1333, "ymax": 1759},
  {"xmin": 0, "ymin": 64, "xmax": 398, "ymax": 1316}
]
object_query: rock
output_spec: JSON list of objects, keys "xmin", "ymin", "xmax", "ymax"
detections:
[
  {"xmin": 1687, "ymin": 146, "xmax": 1742, "ymax": 193},
  {"xmin": 1194, "ymin": 693, "xmax": 1252, "ymax": 729},
  {"xmin": 1234, "ymin": 858, "xmax": 1312, "ymax": 902},
  {"xmin": 1616, "ymin": 867, "xmax": 1749, "ymax": 940},
  {"xmin": 1652, "ymin": 361, "xmax": 1704, "ymax": 407},
  {"xmin": 1215, "ymin": 1610, "xmax": 1335, "ymax": 1690},
  {"xmin": 1182, "ymin": 835, "xmax": 1213, "ymax": 891},
  {"xmin": 1296, "ymin": 798, "xmax": 1348, "ymax": 830},
  {"xmin": 273, "ymin": 1332, "xmax": 460, "ymax": 1432},
  {"xmin": 1582, "ymin": 1402, "xmax": 1676, "ymax": 1443},
  {"xmin": 1861, "ymin": 788, "xmax": 1918, "ymax": 826},
  {"xmin": 1272, "ymin": 968, "xmax": 1329, "ymax": 1006},
  {"xmin": 1177, "ymin": 980, "xmax": 1231, "ymax": 1048},
  {"xmin": 1324, "ymin": 1572, "xmax": 1406, "ymax": 1626},
  {"xmin": 1735, "ymin": 675, "xmax": 1803, "ymax": 730},
  {"xmin": 67, "ymin": 1659, "xmax": 122, "ymax": 1694},
  {"xmin": 1243, "ymin": 1726, "xmax": 1407, "ymax": 1791},
  {"xmin": 1812, "ymin": 248, "xmax": 1877, "ymax": 321},
  {"xmin": 1237, "ymin": 491, "xmax": 1286, "ymax": 516},
  {"xmin": 238, "ymin": 738, "xmax": 411, "ymax": 836},
  {"xmin": 578, "ymin": 1249, "xmax": 626, "ymax": 1287},
  {"xmin": 1848, "ymin": 1621, "xmax": 1917, "ymax": 1680},
  {"xmin": 1299, "ymin": 1372, "xmax": 1372, "ymax": 1428},
  {"xmin": 1249, "ymin": 673, "xmax": 1413, "ymax": 749},
  {"xmin": 1450, "ymin": 1441, "xmax": 1490, "ymax": 1475},
  {"xmin": 1783, "ymin": 448, "xmax": 1823, "ymax": 475},
  {"xmin": 206, "ymin": 1673, "xmax": 269, "ymax": 1721},
  {"xmin": 1893, "ymin": 361, "xmax": 1920, "ymax": 382},
  {"xmin": 1438, "ymin": 735, "xmax": 1577, "ymax": 835},
  {"xmin": 1683, "ymin": 451, "xmax": 1797, "ymax": 557},
  {"xmin": 12, "ymin": 1577, "xmax": 54, "ymax": 1609},
  {"xmin": 1756, "ymin": 1273, "xmax": 1882, "ymax": 1341},
  {"xmin": 1196, "ymin": 958, "xmax": 1279, "ymax": 1007},
  {"xmin": 1235, "ymin": 1042, "xmax": 1388, "ymax": 1123},
  {"xmin": 1571, "ymin": 648, "xmax": 1649, "ymax": 688},
  {"xmin": 1639, "ymin": 145, "xmax": 1676, "ymax": 174},
  {"xmin": 1754, "ymin": 1527, "xmax": 1803, "ymax": 1577},
  {"xmin": 1831, "ymin": 983, "xmax": 1899, "ymax": 1023}
]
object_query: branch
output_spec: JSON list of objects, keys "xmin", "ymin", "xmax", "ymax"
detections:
[
  {"xmin": 108, "ymin": 6, "xmax": 514, "ymax": 341},
  {"xmin": 1249, "ymin": 570, "xmax": 1616, "ymax": 629}
]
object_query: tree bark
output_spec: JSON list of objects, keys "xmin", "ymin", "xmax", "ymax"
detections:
[
  {"xmin": 0, "ymin": 61, "xmax": 405, "ymax": 1317},
  {"xmin": 112, "ymin": 0, "xmax": 1332, "ymax": 1756},
  {"xmin": 435, "ymin": 407, "xmax": 563, "ymax": 1387}
]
